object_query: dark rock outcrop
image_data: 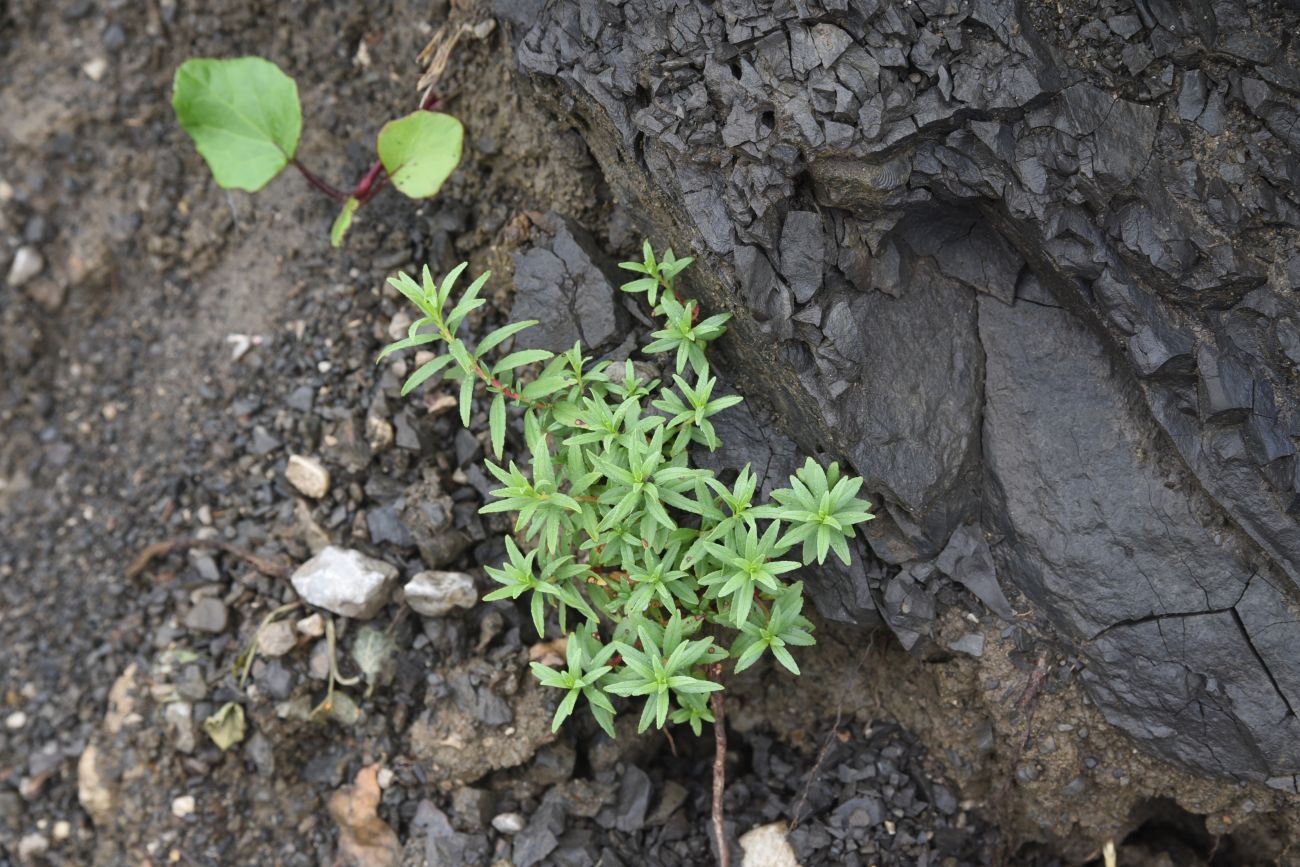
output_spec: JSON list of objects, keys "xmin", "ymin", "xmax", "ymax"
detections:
[{"xmin": 502, "ymin": 0, "xmax": 1300, "ymax": 784}]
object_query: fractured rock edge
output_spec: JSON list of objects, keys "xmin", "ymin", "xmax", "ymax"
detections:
[{"xmin": 499, "ymin": 0, "xmax": 1300, "ymax": 784}]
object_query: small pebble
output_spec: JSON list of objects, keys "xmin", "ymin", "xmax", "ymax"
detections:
[
  {"xmin": 492, "ymin": 812, "xmax": 526, "ymax": 834},
  {"xmin": 296, "ymin": 613, "xmax": 325, "ymax": 637},
  {"xmin": 102, "ymin": 23, "xmax": 125, "ymax": 51},
  {"xmin": 4, "ymin": 711, "xmax": 27, "ymax": 730},
  {"xmin": 738, "ymin": 821, "xmax": 799, "ymax": 867},
  {"xmin": 376, "ymin": 767, "xmax": 395, "ymax": 789},
  {"xmin": 285, "ymin": 454, "xmax": 330, "ymax": 498},
  {"xmin": 18, "ymin": 833, "xmax": 49, "ymax": 860},
  {"xmin": 257, "ymin": 621, "xmax": 298, "ymax": 657},
  {"xmin": 6, "ymin": 246, "xmax": 44, "ymax": 287},
  {"xmin": 52, "ymin": 820, "xmax": 71, "ymax": 841},
  {"xmin": 184, "ymin": 597, "xmax": 228, "ymax": 634},
  {"xmin": 171, "ymin": 795, "xmax": 196, "ymax": 818},
  {"xmin": 404, "ymin": 570, "xmax": 478, "ymax": 618},
  {"xmin": 83, "ymin": 57, "xmax": 108, "ymax": 81}
]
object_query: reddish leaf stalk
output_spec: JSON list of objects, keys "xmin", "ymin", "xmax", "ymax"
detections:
[
  {"xmin": 710, "ymin": 665, "xmax": 730, "ymax": 867},
  {"xmin": 291, "ymin": 92, "xmax": 444, "ymax": 208},
  {"xmin": 290, "ymin": 158, "xmax": 349, "ymax": 202},
  {"xmin": 352, "ymin": 160, "xmax": 388, "ymax": 202}
]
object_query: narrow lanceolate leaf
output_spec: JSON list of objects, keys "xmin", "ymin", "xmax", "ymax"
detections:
[
  {"xmin": 459, "ymin": 374, "xmax": 475, "ymax": 427},
  {"xmin": 494, "ymin": 349, "xmax": 554, "ymax": 374},
  {"xmin": 376, "ymin": 329, "xmax": 437, "ymax": 362},
  {"xmin": 476, "ymin": 320, "xmax": 539, "ymax": 358},
  {"xmin": 489, "ymin": 392, "xmax": 506, "ymax": 459},
  {"xmin": 172, "ymin": 57, "xmax": 302, "ymax": 192},
  {"xmin": 402, "ymin": 354, "xmax": 455, "ymax": 395},
  {"xmin": 330, "ymin": 197, "xmax": 360, "ymax": 247},
  {"xmin": 376, "ymin": 110, "xmax": 464, "ymax": 199}
]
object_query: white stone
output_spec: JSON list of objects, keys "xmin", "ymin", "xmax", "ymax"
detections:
[
  {"xmin": 18, "ymin": 833, "xmax": 49, "ymax": 860},
  {"xmin": 52, "ymin": 820, "xmax": 71, "ymax": 841},
  {"xmin": 5, "ymin": 710, "xmax": 27, "ymax": 730},
  {"xmin": 376, "ymin": 767, "xmax": 395, "ymax": 789},
  {"xmin": 291, "ymin": 546, "xmax": 399, "ymax": 620},
  {"xmin": 258, "ymin": 620, "xmax": 298, "ymax": 656},
  {"xmin": 404, "ymin": 570, "xmax": 478, "ymax": 618},
  {"xmin": 83, "ymin": 57, "xmax": 108, "ymax": 81},
  {"xmin": 491, "ymin": 812, "xmax": 526, "ymax": 834},
  {"xmin": 296, "ymin": 612, "xmax": 325, "ymax": 637},
  {"xmin": 740, "ymin": 821, "xmax": 800, "ymax": 867},
  {"xmin": 6, "ymin": 246, "xmax": 43, "ymax": 288},
  {"xmin": 285, "ymin": 454, "xmax": 330, "ymax": 499},
  {"xmin": 171, "ymin": 795, "xmax": 196, "ymax": 818}
]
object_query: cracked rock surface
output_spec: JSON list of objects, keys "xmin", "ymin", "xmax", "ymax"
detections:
[{"xmin": 505, "ymin": 0, "xmax": 1300, "ymax": 781}]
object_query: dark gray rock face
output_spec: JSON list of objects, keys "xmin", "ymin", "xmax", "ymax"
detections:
[
  {"xmin": 511, "ymin": 212, "xmax": 625, "ymax": 352},
  {"xmin": 505, "ymin": 0, "xmax": 1300, "ymax": 783}
]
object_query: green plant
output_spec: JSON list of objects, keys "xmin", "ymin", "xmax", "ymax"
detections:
[
  {"xmin": 379, "ymin": 244, "xmax": 872, "ymax": 725},
  {"xmin": 172, "ymin": 56, "xmax": 463, "ymax": 247},
  {"xmin": 380, "ymin": 243, "xmax": 872, "ymax": 865}
]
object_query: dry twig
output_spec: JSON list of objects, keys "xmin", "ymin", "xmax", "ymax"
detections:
[{"xmin": 126, "ymin": 536, "xmax": 289, "ymax": 580}]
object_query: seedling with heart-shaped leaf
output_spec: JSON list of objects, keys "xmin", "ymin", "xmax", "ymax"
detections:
[{"xmin": 173, "ymin": 56, "xmax": 464, "ymax": 247}]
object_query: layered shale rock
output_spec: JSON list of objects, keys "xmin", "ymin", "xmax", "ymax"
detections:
[{"xmin": 499, "ymin": 0, "xmax": 1300, "ymax": 784}]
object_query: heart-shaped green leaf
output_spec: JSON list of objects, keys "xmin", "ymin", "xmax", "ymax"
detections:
[
  {"xmin": 173, "ymin": 57, "xmax": 302, "ymax": 192},
  {"xmin": 376, "ymin": 110, "xmax": 464, "ymax": 199}
]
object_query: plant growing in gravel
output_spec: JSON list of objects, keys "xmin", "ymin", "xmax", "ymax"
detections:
[
  {"xmin": 380, "ymin": 243, "xmax": 872, "ymax": 712},
  {"xmin": 172, "ymin": 56, "xmax": 463, "ymax": 247},
  {"xmin": 379, "ymin": 244, "xmax": 873, "ymax": 863}
]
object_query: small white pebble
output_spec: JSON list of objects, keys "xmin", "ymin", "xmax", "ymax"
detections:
[
  {"xmin": 52, "ymin": 820, "xmax": 71, "ymax": 842},
  {"xmin": 317, "ymin": 361, "xmax": 332, "ymax": 373},
  {"xmin": 17, "ymin": 833, "xmax": 48, "ymax": 859},
  {"xmin": 296, "ymin": 613, "xmax": 325, "ymax": 637},
  {"xmin": 376, "ymin": 767, "xmax": 395, "ymax": 789},
  {"xmin": 83, "ymin": 57, "xmax": 108, "ymax": 81},
  {"xmin": 225, "ymin": 334, "xmax": 252, "ymax": 361},
  {"xmin": 285, "ymin": 454, "xmax": 331, "ymax": 499},
  {"xmin": 5, "ymin": 711, "xmax": 27, "ymax": 730},
  {"xmin": 171, "ymin": 795, "xmax": 196, "ymax": 818},
  {"xmin": 6, "ymin": 246, "xmax": 44, "ymax": 288},
  {"xmin": 492, "ymin": 812, "xmax": 526, "ymax": 834}
]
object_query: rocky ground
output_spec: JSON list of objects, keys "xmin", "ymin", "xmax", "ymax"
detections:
[{"xmin": 0, "ymin": 1, "xmax": 1292, "ymax": 866}]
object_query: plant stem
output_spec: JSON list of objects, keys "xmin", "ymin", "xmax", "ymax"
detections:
[
  {"xmin": 710, "ymin": 667, "xmax": 730, "ymax": 867},
  {"xmin": 294, "ymin": 91, "xmax": 444, "ymax": 207},
  {"xmin": 291, "ymin": 158, "xmax": 350, "ymax": 202},
  {"xmin": 352, "ymin": 159, "xmax": 387, "ymax": 202}
]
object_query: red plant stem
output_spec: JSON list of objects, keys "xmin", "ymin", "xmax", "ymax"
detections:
[
  {"xmin": 291, "ymin": 158, "xmax": 349, "ymax": 202},
  {"xmin": 352, "ymin": 159, "xmax": 387, "ymax": 202},
  {"xmin": 294, "ymin": 92, "xmax": 445, "ymax": 207},
  {"xmin": 710, "ymin": 672, "xmax": 730, "ymax": 867},
  {"xmin": 460, "ymin": 351, "xmax": 551, "ymax": 410}
]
